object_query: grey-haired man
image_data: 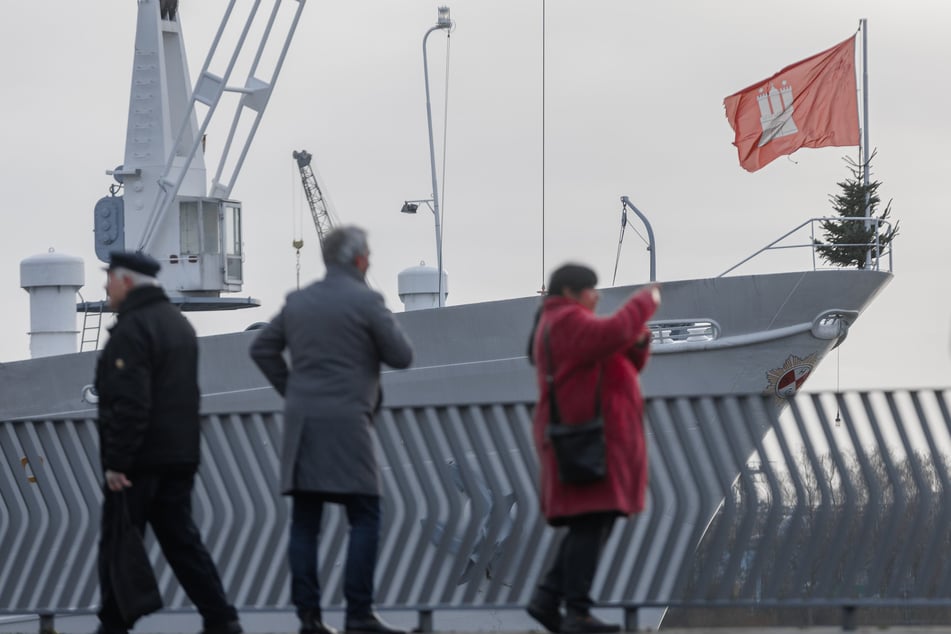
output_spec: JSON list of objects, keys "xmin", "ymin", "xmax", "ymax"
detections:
[
  {"xmin": 251, "ymin": 226, "xmax": 413, "ymax": 634},
  {"xmin": 95, "ymin": 250, "xmax": 241, "ymax": 634}
]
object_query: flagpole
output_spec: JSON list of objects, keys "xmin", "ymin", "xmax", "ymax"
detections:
[
  {"xmin": 861, "ymin": 18, "xmax": 870, "ymax": 200},
  {"xmin": 860, "ymin": 18, "xmax": 872, "ymax": 268}
]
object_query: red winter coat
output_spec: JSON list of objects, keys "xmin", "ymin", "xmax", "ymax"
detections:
[{"xmin": 531, "ymin": 290, "xmax": 658, "ymax": 525}]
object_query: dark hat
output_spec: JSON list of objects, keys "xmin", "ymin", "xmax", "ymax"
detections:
[{"xmin": 107, "ymin": 250, "xmax": 161, "ymax": 277}]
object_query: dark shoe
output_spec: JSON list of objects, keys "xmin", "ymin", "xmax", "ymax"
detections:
[
  {"xmin": 526, "ymin": 588, "xmax": 562, "ymax": 633},
  {"xmin": 200, "ymin": 620, "xmax": 242, "ymax": 634},
  {"xmin": 344, "ymin": 612, "xmax": 406, "ymax": 634},
  {"xmin": 94, "ymin": 625, "xmax": 128, "ymax": 634},
  {"xmin": 298, "ymin": 609, "xmax": 338, "ymax": 634},
  {"xmin": 560, "ymin": 613, "xmax": 620, "ymax": 634}
]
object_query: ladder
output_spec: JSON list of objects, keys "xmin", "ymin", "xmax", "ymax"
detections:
[{"xmin": 79, "ymin": 298, "xmax": 104, "ymax": 352}]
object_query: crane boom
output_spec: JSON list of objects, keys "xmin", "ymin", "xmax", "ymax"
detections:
[{"xmin": 293, "ymin": 149, "xmax": 334, "ymax": 244}]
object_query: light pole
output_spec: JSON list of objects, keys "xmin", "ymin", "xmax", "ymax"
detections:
[
  {"xmin": 400, "ymin": 199, "xmax": 445, "ymax": 306},
  {"xmin": 421, "ymin": 6, "xmax": 451, "ymax": 307}
]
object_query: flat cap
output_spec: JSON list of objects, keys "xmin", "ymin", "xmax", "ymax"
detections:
[{"xmin": 107, "ymin": 250, "xmax": 161, "ymax": 277}]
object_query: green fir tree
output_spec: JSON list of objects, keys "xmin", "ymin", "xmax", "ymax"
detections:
[{"xmin": 816, "ymin": 153, "xmax": 898, "ymax": 269}]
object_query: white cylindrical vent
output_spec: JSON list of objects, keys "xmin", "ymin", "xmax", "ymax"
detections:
[
  {"xmin": 397, "ymin": 262, "xmax": 448, "ymax": 311},
  {"xmin": 20, "ymin": 250, "xmax": 85, "ymax": 358}
]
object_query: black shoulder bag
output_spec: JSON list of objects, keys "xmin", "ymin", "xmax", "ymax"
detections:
[{"xmin": 544, "ymin": 326, "xmax": 606, "ymax": 484}]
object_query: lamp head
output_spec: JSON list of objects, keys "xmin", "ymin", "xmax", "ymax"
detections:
[
  {"xmin": 437, "ymin": 6, "xmax": 450, "ymax": 27},
  {"xmin": 400, "ymin": 202, "xmax": 419, "ymax": 214}
]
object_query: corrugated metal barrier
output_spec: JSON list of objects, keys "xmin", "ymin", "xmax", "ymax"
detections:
[{"xmin": 3, "ymin": 390, "xmax": 951, "ymax": 630}]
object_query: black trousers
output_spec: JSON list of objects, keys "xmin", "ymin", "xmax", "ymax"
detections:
[
  {"xmin": 98, "ymin": 468, "xmax": 237, "ymax": 631},
  {"xmin": 538, "ymin": 512, "xmax": 617, "ymax": 614}
]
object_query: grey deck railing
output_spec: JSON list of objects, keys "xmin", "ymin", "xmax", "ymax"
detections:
[
  {"xmin": 719, "ymin": 217, "xmax": 896, "ymax": 277},
  {"xmin": 3, "ymin": 390, "xmax": 951, "ymax": 631}
]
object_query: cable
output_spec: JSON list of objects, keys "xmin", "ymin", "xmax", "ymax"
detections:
[
  {"xmin": 291, "ymin": 158, "xmax": 303, "ymax": 290},
  {"xmin": 540, "ymin": 0, "xmax": 546, "ymax": 294},
  {"xmin": 834, "ymin": 346, "xmax": 842, "ymax": 424},
  {"xmin": 612, "ymin": 204, "xmax": 628, "ymax": 286}
]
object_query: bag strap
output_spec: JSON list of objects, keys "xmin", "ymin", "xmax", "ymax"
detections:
[
  {"xmin": 544, "ymin": 325, "xmax": 602, "ymax": 424},
  {"xmin": 543, "ymin": 326, "xmax": 562, "ymax": 424}
]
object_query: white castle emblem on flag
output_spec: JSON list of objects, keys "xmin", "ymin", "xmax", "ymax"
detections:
[{"xmin": 757, "ymin": 80, "xmax": 798, "ymax": 147}]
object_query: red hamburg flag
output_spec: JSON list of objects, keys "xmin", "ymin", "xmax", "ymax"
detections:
[{"xmin": 724, "ymin": 35, "xmax": 859, "ymax": 172}]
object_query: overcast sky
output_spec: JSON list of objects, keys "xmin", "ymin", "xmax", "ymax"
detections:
[{"xmin": 1, "ymin": 0, "xmax": 948, "ymax": 393}]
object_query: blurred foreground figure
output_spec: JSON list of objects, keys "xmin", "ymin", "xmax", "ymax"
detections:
[
  {"xmin": 251, "ymin": 226, "xmax": 414, "ymax": 634},
  {"xmin": 525, "ymin": 263, "xmax": 660, "ymax": 634},
  {"xmin": 95, "ymin": 250, "xmax": 241, "ymax": 634}
]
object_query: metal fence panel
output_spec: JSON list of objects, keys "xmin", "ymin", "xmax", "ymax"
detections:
[{"xmin": 3, "ymin": 390, "xmax": 951, "ymax": 616}]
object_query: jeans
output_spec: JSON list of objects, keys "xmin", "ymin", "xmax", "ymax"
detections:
[
  {"xmin": 538, "ymin": 512, "xmax": 617, "ymax": 614},
  {"xmin": 289, "ymin": 492, "xmax": 381, "ymax": 619},
  {"xmin": 98, "ymin": 469, "xmax": 237, "ymax": 630}
]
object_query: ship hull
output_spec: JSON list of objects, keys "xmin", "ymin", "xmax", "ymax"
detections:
[{"xmin": 1, "ymin": 269, "xmax": 892, "ymax": 420}]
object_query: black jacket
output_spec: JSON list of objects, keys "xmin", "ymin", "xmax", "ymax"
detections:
[{"xmin": 95, "ymin": 285, "xmax": 201, "ymax": 473}]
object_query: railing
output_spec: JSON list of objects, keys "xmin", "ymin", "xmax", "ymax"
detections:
[
  {"xmin": 719, "ymin": 217, "xmax": 896, "ymax": 278},
  {"xmin": 3, "ymin": 389, "xmax": 951, "ymax": 632}
]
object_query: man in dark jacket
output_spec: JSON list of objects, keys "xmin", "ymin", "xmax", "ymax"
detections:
[
  {"xmin": 95, "ymin": 251, "xmax": 241, "ymax": 634},
  {"xmin": 250, "ymin": 226, "xmax": 413, "ymax": 634}
]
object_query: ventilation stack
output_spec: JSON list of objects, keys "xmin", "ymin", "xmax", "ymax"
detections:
[
  {"xmin": 20, "ymin": 250, "xmax": 85, "ymax": 358},
  {"xmin": 398, "ymin": 262, "xmax": 448, "ymax": 311}
]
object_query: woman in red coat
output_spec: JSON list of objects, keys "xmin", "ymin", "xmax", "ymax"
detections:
[{"xmin": 525, "ymin": 263, "xmax": 660, "ymax": 634}]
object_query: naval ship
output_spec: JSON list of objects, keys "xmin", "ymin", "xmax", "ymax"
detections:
[{"xmin": 0, "ymin": 0, "xmax": 892, "ymax": 629}]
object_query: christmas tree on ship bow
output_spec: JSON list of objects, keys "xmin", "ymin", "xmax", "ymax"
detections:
[{"xmin": 816, "ymin": 153, "xmax": 898, "ymax": 269}]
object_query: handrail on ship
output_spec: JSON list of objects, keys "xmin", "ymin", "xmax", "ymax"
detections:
[{"xmin": 718, "ymin": 217, "xmax": 895, "ymax": 278}]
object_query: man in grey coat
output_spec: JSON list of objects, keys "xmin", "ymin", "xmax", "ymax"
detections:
[{"xmin": 250, "ymin": 226, "xmax": 413, "ymax": 634}]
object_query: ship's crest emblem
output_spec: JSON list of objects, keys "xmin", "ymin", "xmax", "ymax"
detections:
[{"xmin": 765, "ymin": 352, "xmax": 818, "ymax": 398}]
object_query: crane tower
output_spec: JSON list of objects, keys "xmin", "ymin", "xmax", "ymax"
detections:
[{"xmin": 293, "ymin": 150, "xmax": 334, "ymax": 244}]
